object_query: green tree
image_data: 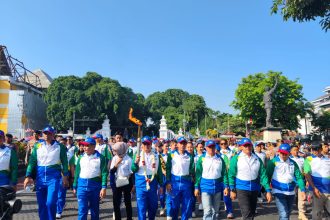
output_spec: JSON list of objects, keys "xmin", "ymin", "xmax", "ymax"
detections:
[
  {"xmin": 145, "ymin": 89, "xmax": 207, "ymax": 134},
  {"xmin": 232, "ymin": 71, "xmax": 308, "ymax": 130},
  {"xmin": 271, "ymin": 0, "xmax": 330, "ymax": 31},
  {"xmin": 44, "ymin": 72, "xmax": 146, "ymax": 133},
  {"xmin": 182, "ymin": 94, "xmax": 207, "ymax": 131},
  {"xmin": 312, "ymin": 111, "xmax": 330, "ymax": 140}
]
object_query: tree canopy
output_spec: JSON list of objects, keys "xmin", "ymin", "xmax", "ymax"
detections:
[
  {"xmin": 145, "ymin": 89, "xmax": 207, "ymax": 133},
  {"xmin": 44, "ymin": 71, "xmax": 311, "ymax": 136},
  {"xmin": 312, "ymin": 111, "xmax": 330, "ymax": 140},
  {"xmin": 271, "ymin": 0, "xmax": 330, "ymax": 31},
  {"xmin": 43, "ymin": 72, "xmax": 146, "ymax": 133},
  {"xmin": 232, "ymin": 71, "xmax": 309, "ymax": 130}
]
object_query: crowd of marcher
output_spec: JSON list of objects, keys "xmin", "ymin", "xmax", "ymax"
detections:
[{"xmin": 0, "ymin": 126, "xmax": 329, "ymax": 220}]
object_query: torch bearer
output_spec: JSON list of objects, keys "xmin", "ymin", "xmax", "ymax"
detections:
[{"xmin": 128, "ymin": 107, "xmax": 142, "ymax": 154}]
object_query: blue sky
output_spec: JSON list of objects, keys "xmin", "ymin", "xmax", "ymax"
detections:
[{"xmin": 1, "ymin": 0, "xmax": 329, "ymax": 113}]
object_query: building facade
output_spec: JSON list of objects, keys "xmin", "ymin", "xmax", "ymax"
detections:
[
  {"xmin": 298, "ymin": 86, "xmax": 330, "ymax": 136},
  {"xmin": 0, "ymin": 75, "xmax": 48, "ymax": 138}
]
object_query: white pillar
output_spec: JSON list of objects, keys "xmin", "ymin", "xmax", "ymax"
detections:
[{"xmin": 159, "ymin": 115, "xmax": 168, "ymax": 139}]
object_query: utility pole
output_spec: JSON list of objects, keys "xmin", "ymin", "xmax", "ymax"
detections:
[
  {"xmin": 73, "ymin": 112, "xmax": 75, "ymax": 135},
  {"xmin": 204, "ymin": 113, "xmax": 207, "ymax": 135},
  {"xmin": 196, "ymin": 114, "xmax": 199, "ymax": 130},
  {"xmin": 183, "ymin": 110, "xmax": 186, "ymax": 135}
]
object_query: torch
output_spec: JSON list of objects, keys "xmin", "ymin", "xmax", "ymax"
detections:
[{"xmin": 128, "ymin": 107, "xmax": 142, "ymax": 154}]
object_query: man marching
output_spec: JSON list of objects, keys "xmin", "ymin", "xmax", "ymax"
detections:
[
  {"xmin": 24, "ymin": 126, "xmax": 69, "ymax": 220},
  {"xmin": 56, "ymin": 141, "xmax": 76, "ymax": 219},
  {"xmin": 194, "ymin": 140, "xmax": 229, "ymax": 220},
  {"xmin": 290, "ymin": 145, "xmax": 308, "ymax": 220},
  {"xmin": 0, "ymin": 130, "xmax": 18, "ymax": 189},
  {"xmin": 228, "ymin": 138, "xmax": 272, "ymax": 220},
  {"xmin": 219, "ymin": 139, "xmax": 234, "ymax": 219},
  {"xmin": 166, "ymin": 137, "xmax": 195, "ymax": 220},
  {"xmin": 267, "ymin": 143, "xmax": 306, "ymax": 220},
  {"xmin": 94, "ymin": 134, "xmax": 112, "ymax": 164},
  {"xmin": 131, "ymin": 136, "xmax": 164, "ymax": 220},
  {"xmin": 73, "ymin": 137, "xmax": 108, "ymax": 220},
  {"xmin": 304, "ymin": 144, "xmax": 330, "ymax": 220}
]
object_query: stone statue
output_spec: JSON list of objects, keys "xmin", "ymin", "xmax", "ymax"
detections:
[{"xmin": 263, "ymin": 77, "xmax": 278, "ymax": 128}]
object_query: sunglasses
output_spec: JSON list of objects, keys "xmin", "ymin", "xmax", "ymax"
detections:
[
  {"xmin": 220, "ymin": 143, "xmax": 226, "ymax": 145},
  {"xmin": 243, "ymin": 144, "xmax": 252, "ymax": 147},
  {"xmin": 43, "ymin": 132, "xmax": 53, "ymax": 135}
]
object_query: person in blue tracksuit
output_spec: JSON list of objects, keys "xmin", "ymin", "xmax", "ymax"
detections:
[
  {"xmin": 219, "ymin": 139, "xmax": 234, "ymax": 219},
  {"xmin": 73, "ymin": 137, "xmax": 108, "ymax": 220},
  {"xmin": 159, "ymin": 140, "xmax": 169, "ymax": 216},
  {"xmin": 166, "ymin": 136, "xmax": 195, "ymax": 220},
  {"xmin": 24, "ymin": 126, "xmax": 69, "ymax": 220},
  {"xmin": 267, "ymin": 144, "xmax": 306, "ymax": 220},
  {"xmin": 157, "ymin": 139, "xmax": 173, "ymax": 217},
  {"xmin": 0, "ymin": 130, "xmax": 18, "ymax": 189},
  {"xmin": 195, "ymin": 140, "xmax": 229, "ymax": 220},
  {"xmin": 228, "ymin": 138, "xmax": 272, "ymax": 220},
  {"xmin": 304, "ymin": 144, "xmax": 330, "ymax": 220},
  {"xmin": 131, "ymin": 136, "xmax": 164, "ymax": 220},
  {"xmin": 56, "ymin": 146, "xmax": 75, "ymax": 219}
]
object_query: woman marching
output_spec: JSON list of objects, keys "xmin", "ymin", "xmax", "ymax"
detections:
[{"xmin": 110, "ymin": 142, "xmax": 133, "ymax": 220}]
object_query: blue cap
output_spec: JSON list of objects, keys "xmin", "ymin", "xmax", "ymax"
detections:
[
  {"xmin": 128, "ymin": 137, "xmax": 136, "ymax": 143},
  {"xmin": 141, "ymin": 136, "xmax": 152, "ymax": 145},
  {"xmin": 153, "ymin": 139, "xmax": 159, "ymax": 144},
  {"xmin": 196, "ymin": 139, "xmax": 204, "ymax": 144},
  {"xmin": 42, "ymin": 126, "xmax": 55, "ymax": 134},
  {"xmin": 81, "ymin": 137, "xmax": 96, "ymax": 146},
  {"xmin": 278, "ymin": 143, "xmax": 291, "ymax": 155},
  {"xmin": 93, "ymin": 134, "xmax": 103, "ymax": 139},
  {"xmin": 0, "ymin": 130, "xmax": 4, "ymax": 136},
  {"xmin": 177, "ymin": 136, "xmax": 187, "ymax": 144},
  {"xmin": 238, "ymin": 138, "xmax": 252, "ymax": 146},
  {"xmin": 152, "ymin": 136, "xmax": 158, "ymax": 140},
  {"xmin": 205, "ymin": 140, "xmax": 216, "ymax": 148}
]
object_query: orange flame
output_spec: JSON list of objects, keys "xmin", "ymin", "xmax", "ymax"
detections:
[{"xmin": 129, "ymin": 108, "xmax": 142, "ymax": 126}]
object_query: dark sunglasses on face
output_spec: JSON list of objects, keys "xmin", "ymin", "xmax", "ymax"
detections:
[
  {"xmin": 220, "ymin": 143, "xmax": 226, "ymax": 145},
  {"xmin": 243, "ymin": 144, "xmax": 252, "ymax": 148}
]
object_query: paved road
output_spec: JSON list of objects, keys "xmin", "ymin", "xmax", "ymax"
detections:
[{"xmin": 13, "ymin": 189, "xmax": 312, "ymax": 220}]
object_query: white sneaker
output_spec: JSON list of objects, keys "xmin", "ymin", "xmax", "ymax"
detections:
[
  {"xmin": 198, "ymin": 203, "xmax": 203, "ymax": 210},
  {"xmin": 192, "ymin": 211, "xmax": 196, "ymax": 217},
  {"xmin": 160, "ymin": 208, "xmax": 165, "ymax": 216},
  {"xmin": 88, "ymin": 209, "xmax": 91, "ymax": 215},
  {"xmin": 56, "ymin": 213, "xmax": 62, "ymax": 219}
]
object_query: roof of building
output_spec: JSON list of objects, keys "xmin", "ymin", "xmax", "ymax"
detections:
[
  {"xmin": 26, "ymin": 69, "xmax": 53, "ymax": 89},
  {"xmin": 312, "ymin": 86, "xmax": 330, "ymax": 103}
]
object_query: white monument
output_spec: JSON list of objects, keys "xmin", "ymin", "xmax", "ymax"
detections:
[
  {"xmin": 86, "ymin": 127, "xmax": 91, "ymax": 136},
  {"xmin": 92, "ymin": 115, "xmax": 111, "ymax": 139},
  {"xmin": 159, "ymin": 115, "xmax": 168, "ymax": 139},
  {"xmin": 178, "ymin": 128, "xmax": 183, "ymax": 136},
  {"xmin": 196, "ymin": 127, "xmax": 200, "ymax": 137},
  {"xmin": 67, "ymin": 127, "xmax": 73, "ymax": 137}
]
